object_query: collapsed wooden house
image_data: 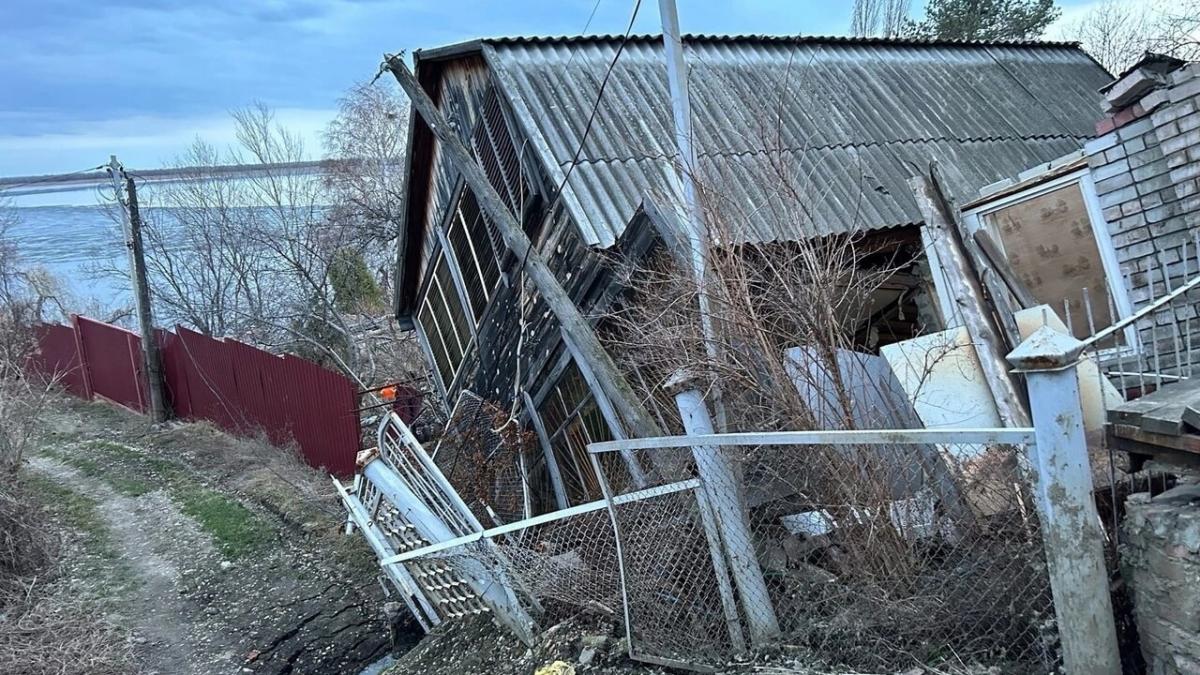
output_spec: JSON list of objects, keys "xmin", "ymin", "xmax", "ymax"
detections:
[{"xmin": 391, "ymin": 34, "xmax": 1113, "ymax": 512}]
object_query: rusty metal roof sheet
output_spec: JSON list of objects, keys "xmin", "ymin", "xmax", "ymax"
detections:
[{"xmin": 469, "ymin": 35, "xmax": 1109, "ymax": 247}]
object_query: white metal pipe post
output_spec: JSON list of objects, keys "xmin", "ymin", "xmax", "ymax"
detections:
[
  {"xmin": 667, "ymin": 371, "xmax": 780, "ymax": 644},
  {"xmin": 1007, "ymin": 326, "xmax": 1120, "ymax": 675}
]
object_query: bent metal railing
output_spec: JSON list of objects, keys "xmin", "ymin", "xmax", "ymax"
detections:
[{"xmin": 336, "ymin": 326, "xmax": 1119, "ymax": 673}]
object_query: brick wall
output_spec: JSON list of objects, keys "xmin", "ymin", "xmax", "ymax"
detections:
[{"xmin": 1084, "ymin": 62, "xmax": 1200, "ymax": 375}]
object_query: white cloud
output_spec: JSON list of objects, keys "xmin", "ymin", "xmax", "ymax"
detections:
[{"xmin": 0, "ymin": 107, "xmax": 336, "ymax": 176}]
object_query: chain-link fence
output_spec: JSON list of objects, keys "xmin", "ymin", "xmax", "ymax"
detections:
[
  {"xmin": 343, "ymin": 410, "xmax": 1063, "ymax": 672},
  {"xmin": 589, "ymin": 432, "xmax": 1060, "ymax": 672}
]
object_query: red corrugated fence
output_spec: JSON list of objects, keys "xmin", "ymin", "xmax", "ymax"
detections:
[{"xmin": 27, "ymin": 316, "xmax": 413, "ymax": 476}]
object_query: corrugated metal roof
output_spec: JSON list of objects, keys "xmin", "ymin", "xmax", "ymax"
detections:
[{"xmin": 474, "ymin": 35, "xmax": 1110, "ymax": 247}]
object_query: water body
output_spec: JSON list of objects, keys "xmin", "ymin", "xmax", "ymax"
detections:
[{"xmin": 8, "ymin": 204, "xmax": 132, "ymax": 311}]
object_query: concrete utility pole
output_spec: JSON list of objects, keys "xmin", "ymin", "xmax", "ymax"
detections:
[
  {"xmin": 383, "ymin": 55, "xmax": 662, "ymax": 440},
  {"xmin": 107, "ymin": 156, "xmax": 166, "ymax": 422}
]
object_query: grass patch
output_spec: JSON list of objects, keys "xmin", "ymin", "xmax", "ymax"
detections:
[
  {"xmin": 20, "ymin": 472, "xmax": 135, "ymax": 594},
  {"xmin": 39, "ymin": 440, "xmax": 275, "ymax": 559},
  {"xmin": 41, "ymin": 448, "xmax": 154, "ymax": 497},
  {"xmin": 173, "ymin": 486, "xmax": 274, "ymax": 559}
]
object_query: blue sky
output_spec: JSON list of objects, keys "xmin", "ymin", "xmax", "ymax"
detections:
[{"xmin": 0, "ymin": 0, "xmax": 1104, "ymax": 178}]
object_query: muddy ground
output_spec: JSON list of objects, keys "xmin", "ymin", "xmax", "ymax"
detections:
[{"xmin": 17, "ymin": 395, "xmax": 405, "ymax": 674}]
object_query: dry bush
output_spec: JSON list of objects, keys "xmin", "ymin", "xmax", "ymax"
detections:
[
  {"xmin": 0, "ymin": 479, "xmax": 135, "ymax": 675},
  {"xmin": 0, "ymin": 378, "xmax": 58, "ymax": 473}
]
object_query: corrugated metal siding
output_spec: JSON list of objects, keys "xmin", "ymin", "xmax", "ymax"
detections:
[
  {"xmin": 481, "ymin": 36, "xmax": 1111, "ymax": 247},
  {"xmin": 28, "ymin": 323, "xmax": 88, "ymax": 398},
  {"xmin": 76, "ymin": 317, "xmax": 146, "ymax": 412},
  {"xmin": 31, "ymin": 319, "xmax": 378, "ymax": 477}
]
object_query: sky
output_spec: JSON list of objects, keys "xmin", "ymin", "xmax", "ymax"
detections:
[{"xmin": 0, "ymin": 0, "xmax": 1107, "ymax": 181}]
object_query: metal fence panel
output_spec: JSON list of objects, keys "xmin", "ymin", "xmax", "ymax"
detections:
[
  {"xmin": 75, "ymin": 316, "xmax": 145, "ymax": 412},
  {"xmin": 590, "ymin": 437, "xmax": 1060, "ymax": 672},
  {"xmin": 32, "ymin": 318, "xmax": 365, "ymax": 476},
  {"xmin": 28, "ymin": 323, "xmax": 88, "ymax": 397}
]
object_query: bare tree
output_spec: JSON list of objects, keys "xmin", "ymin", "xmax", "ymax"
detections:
[
  {"xmin": 1067, "ymin": 0, "xmax": 1200, "ymax": 74},
  {"xmin": 851, "ymin": 0, "xmax": 913, "ymax": 37},
  {"xmin": 322, "ymin": 82, "xmax": 409, "ymax": 257},
  {"xmin": 131, "ymin": 101, "xmax": 423, "ymax": 390}
]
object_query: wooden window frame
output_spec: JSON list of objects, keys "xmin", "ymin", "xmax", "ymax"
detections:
[{"xmin": 413, "ymin": 243, "xmax": 477, "ymax": 398}]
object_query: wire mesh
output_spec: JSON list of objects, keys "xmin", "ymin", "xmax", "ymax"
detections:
[
  {"xmin": 432, "ymin": 390, "xmax": 533, "ymax": 525},
  {"xmin": 354, "ymin": 404, "xmax": 1061, "ymax": 672},
  {"xmin": 596, "ymin": 440, "xmax": 1059, "ymax": 672},
  {"xmin": 405, "ymin": 505, "xmax": 625, "ymax": 626}
]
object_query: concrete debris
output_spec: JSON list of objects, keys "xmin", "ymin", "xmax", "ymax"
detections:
[{"xmin": 1123, "ymin": 482, "xmax": 1200, "ymax": 674}]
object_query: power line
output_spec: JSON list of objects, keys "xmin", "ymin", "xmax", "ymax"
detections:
[
  {"xmin": 0, "ymin": 165, "xmax": 107, "ymax": 193},
  {"xmin": 513, "ymin": 0, "xmax": 644, "ymax": 279}
]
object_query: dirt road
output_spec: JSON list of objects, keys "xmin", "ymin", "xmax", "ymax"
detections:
[{"xmin": 27, "ymin": 397, "xmax": 393, "ymax": 674}]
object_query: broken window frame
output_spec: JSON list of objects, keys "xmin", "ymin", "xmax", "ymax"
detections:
[
  {"xmin": 533, "ymin": 356, "xmax": 632, "ymax": 506},
  {"xmin": 414, "ymin": 243, "xmax": 478, "ymax": 400},
  {"xmin": 929, "ymin": 168, "xmax": 1137, "ymax": 355}
]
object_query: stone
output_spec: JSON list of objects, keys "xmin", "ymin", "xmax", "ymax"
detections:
[{"xmin": 580, "ymin": 635, "xmax": 608, "ymax": 650}]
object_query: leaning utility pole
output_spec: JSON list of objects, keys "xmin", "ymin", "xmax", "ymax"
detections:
[
  {"xmin": 383, "ymin": 55, "xmax": 662, "ymax": 439},
  {"xmin": 107, "ymin": 155, "xmax": 166, "ymax": 422}
]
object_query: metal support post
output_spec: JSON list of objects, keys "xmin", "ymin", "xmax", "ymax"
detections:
[
  {"xmin": 1007, "ymin": 326, "xmax": 1120, "ymax": 675},
  {"xmin": 666, "ymin": 370, "xmax": 780, "ymax": 645}
]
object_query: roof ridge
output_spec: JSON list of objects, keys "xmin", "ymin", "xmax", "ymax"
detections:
[
  {"xmin": 488, "ymin": 33, "xmax": 1083, "ymax": 49},
  {"xmin": 416, "ymin": 33, "xmax": 1085, "ymax": 61},
  {"xmin": 553, "ymin": 133, "xmax": 1092, "ymax": 167}
]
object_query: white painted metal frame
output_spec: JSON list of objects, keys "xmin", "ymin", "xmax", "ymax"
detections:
[
  {"xmin": 378, "ymin": 478, "xmax": 701, "ymax": 565},
  {"xmin": 332, "ymin": 476, "xmax": 441, "ymax": 631},
  {"xmin": 587, "ymin": 427, "xmax": 1038, "ymax": 454},
  {"xmin": 935, "ymin": 169, "xmax": 1137, "ymax": 350}
]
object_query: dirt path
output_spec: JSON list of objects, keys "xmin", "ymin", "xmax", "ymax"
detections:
[
  {"xmin": 26, "ymin": 398, "xmax": 397, "ymax": 674},
  {"xmin": 29, "ymin": 455, "xmax": 240, "ymax": 675}
]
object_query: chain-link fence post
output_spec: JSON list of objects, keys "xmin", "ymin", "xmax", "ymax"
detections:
[
  {"xmin": 1007, "ymin": 326, "xmax": 1120, "ymax": 674},
  {"xmin": 666, "ymin": 370, "xmax": 781, "ymax": 645}
]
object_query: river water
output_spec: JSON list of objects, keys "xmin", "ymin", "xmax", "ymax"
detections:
[{"xmin": 8, "ymin": 204, "xmax": 132, "ymax": 310}]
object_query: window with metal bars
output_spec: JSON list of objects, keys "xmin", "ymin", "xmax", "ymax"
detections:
[{"xmin": 445, "ymin": 187, "xmax": 503, "ymax": 323}]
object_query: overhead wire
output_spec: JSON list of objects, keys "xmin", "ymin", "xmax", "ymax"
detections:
[
  {"xmin": 512, "ymin": 0, "xmax": 644, "ymax": 280},
  {"xmin": 0, "ymin": 165, "xmax": 108, "ymax": 194}
]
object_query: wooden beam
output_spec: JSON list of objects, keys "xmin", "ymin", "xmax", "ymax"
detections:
[
  {"xmin": 909, "ymin": 166, "xmax": 1031, "ymax": 427},
  {"xmin": 973, "ymin": 229, "xmax": 1037, "ymax": 309},
  {"xmin": 385, "ymin": 54, "xmax": 663, "ymax": 439}
]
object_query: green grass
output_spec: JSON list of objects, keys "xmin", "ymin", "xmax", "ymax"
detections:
[
  {"xmin": 173, "ymin": 486, "xmax": 274, "ymax": 559},
  {"xmin": 23, "ymin": 473, "xmax": 117, "ymax": 558},
  {"xmin": 41, "ymin": 448, "xmax": 155, "ymax": 497},
  {"xmin": 21, "ymin": 472, "xmax": 136, "ymax": 595},
  {"xmin": 38, "ymin": 440, "xmax": 275, "ymax": 559}
]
